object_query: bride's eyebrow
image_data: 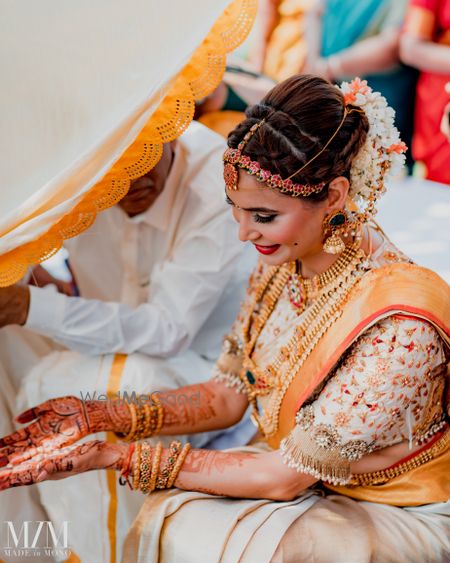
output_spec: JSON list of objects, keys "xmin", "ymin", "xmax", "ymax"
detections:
[{"xmin": 225, "ymin": 193, "xmax": 278, "ymax": 213}]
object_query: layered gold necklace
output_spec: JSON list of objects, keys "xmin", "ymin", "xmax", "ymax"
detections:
[
  {"xmin": 287, "ymin": 242, "xmax": 363, "ymax": 313},
  {"xmin": 241, "ymin": 241, "xmax": 369, "ymax": 436}
]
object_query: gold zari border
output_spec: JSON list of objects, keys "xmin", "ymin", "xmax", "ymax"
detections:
[
  {"xmin": 349, "ymin": 429, "xmax": 450, "ymax": 487},
  {"xmin": 0, "ymin": 0, "xmax": 257, "ymax": 287}
]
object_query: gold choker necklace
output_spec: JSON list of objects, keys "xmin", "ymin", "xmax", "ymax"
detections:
[{"xmin": 288, "ymin": 242, "xmax": 362, "ymax": 313}]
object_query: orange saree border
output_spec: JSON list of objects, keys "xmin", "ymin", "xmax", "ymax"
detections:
[{"xmin": 269, "ymin": 263, "xmax": 450, "ymax": 449}]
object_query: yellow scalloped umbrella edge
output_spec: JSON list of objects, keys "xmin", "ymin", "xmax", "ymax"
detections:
[{"xmin": 0, "ymin": 0, "xmax": 257, "ymax": 287}]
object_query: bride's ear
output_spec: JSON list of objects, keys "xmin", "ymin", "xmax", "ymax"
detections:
[{"xmin": 326, "ymin": 176, "xmax": 350, "ymax": 211}]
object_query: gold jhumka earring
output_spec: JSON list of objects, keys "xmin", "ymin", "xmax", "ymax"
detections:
[{"xmin": 322, "ymin": 209, "xmax": 352, "ymax": 254}]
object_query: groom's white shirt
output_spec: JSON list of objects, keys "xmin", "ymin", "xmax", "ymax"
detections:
[{"xmin": 26, "ymin": 121, "xmax": 247, "ymax": 360}]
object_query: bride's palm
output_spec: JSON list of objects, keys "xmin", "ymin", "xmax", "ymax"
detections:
[
  {"xmin": 0, "ymin": 396, "xmax": 92, "ymax": 467},
  {"xmin": 0, "ymin": 440, "xmax": 127, "ymax": 491}
]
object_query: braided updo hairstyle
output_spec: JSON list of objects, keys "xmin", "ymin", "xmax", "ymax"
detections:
[{"xmin": 227, "ymin": 74, "xmax": 369, "ymax": 202}]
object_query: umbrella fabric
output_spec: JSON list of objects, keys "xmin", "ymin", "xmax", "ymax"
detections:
[{"xmin": 0, "ymin": 0, "xmax": 256, "ymax": 285}]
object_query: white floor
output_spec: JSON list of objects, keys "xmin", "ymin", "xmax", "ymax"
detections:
[{"xmin": 378, "ymin": 177, "xmax": 450, "ymax": 282}]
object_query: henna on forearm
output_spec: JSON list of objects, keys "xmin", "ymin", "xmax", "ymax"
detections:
[
  {"xmin": 156, "ymin": 380, "xmax": 248, "ymax": 436},
  {"xmin": 181, "ymin": 449, "xmax": 256, "ymax": 474},
  {"xmin": 161, "ymin": 384, "xmax": 216, "ymax": 429},
  {"xmin": 174, "ymin": 449, "xmax": 267, "ymax": 498},
  {"xmin": 173, "ymin": 448, "xmax": 316, "ymax": 500}
]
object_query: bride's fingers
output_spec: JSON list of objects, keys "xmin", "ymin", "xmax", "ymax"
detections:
[
  {"xmin": 0, "ymin": 424, "xmax": 49, "ymax": 463},
  {"xmin": 15, "ymin": 401, "xmax": 52, "ymax": 424},
  {"xmin": 0, "ymin": 427, "xmax": 32, "ymax": 449},
  {"xmin": 0, "ymin": 462, "xmax": 43, "ymax": 490},
  {"xmin": 0, "ymin": 450, "xmax": 72, "ymax": 490},
  {"xmin": 0, "ymin": 440, "xmax": 116, "ymax": 491},
  {"xmin": 0, "ymin": 435, "xmax": 70, "ymax": 468}
]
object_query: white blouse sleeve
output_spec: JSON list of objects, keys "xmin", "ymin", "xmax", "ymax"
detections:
[{"xmin": 280, "ymin": 316, "xmax": 447, "ymax": 485}]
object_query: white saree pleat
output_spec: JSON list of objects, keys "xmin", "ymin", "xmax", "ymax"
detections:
[
  {"xmin": 122, "ymin": 489, "xmax": 320, "ymax": 563},
  {"xmin": 221, "ymin": 492, "xmax": 319, "ymax": 563},
  {"xmin": 271, "ymin": 497, "xmax": 450, "ymax": 563},
  {"xmin": 123, "ymin": 489, "xmax": 450, "ymax": 563}
]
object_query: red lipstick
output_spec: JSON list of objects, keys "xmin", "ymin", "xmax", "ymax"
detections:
[{"xmin": 254, "ymin": 244, "xmax": 280, "ymax": 255}]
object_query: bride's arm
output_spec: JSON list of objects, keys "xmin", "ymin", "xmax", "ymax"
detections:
[
  {"xmin": 0, "ymin": 381, "xmax": 248, "ymax": 467},
  {"xmin": 155, "ymin": 381, "xmax": 248, "ymax": 435},
  {"xmin": 0, "ymin": 441, "xmax": 317, "ymax": 501},
  {"xmin": 171, "ymin": 448, "xmax": 317, "ymax": 501}
]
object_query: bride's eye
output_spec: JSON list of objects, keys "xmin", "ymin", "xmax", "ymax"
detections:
[{"xmin": 253, "ymin": 214, "xmax": 276, "ymax": 224}]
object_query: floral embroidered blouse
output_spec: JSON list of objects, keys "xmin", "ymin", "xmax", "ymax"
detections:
[{"xmin": 212, "ymin": 232, "xmax": 448, "ymax": 485}]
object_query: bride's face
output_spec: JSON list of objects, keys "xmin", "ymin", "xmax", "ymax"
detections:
[{"xmin": 226, "ymin": 171, "xmax": 328, "ymax": 266}]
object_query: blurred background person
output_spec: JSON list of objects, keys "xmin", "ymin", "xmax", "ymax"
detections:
[
  {"xmin": 400, "ymin": 0, "xmax": 450, "ymax": 184},
  {"xmin": 302, "ymin": 0, "xmax": 417, "ymax": 172},
  {"xmin": 441, "ymin": 82, "xmax": 450, "ymax": 140},
  {"xmin": 195, "ymin": 0, "xmax": 309, "ymax": 136},
  {"xmin": 195, "ymin": 66, "xmax": 275, "ymax": 137},
  {"xmin": 248, "ymin": 0, "xmax": 310, "ymax": 82}
]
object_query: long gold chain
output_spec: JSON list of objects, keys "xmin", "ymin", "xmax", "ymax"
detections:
[{"xmin": 241, "ymin": 244, "xmax": 370, "ymax": 436}]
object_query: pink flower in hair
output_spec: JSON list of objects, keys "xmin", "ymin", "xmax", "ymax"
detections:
[
  {"xmin": 344, "ymin": 77, "xmax": 370, "ymax": 105},
  {"xmin": 387, "ymin": 142, "xmax": 407, "ymax": 154}
]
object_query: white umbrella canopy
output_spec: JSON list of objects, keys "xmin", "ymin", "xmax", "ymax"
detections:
[{"xmin": 0, "ymin": 0, "xmax": 256, "ymax": 286}]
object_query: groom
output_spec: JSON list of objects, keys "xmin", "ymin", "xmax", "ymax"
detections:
[{"xmin": 0, "ymin": 121, "xmax": 255, "ymax": 562}]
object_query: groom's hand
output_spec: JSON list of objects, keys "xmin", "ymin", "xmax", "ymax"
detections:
[{"xmin": 0, "ymin": 285, "xmax": 30, "ymax": 328}]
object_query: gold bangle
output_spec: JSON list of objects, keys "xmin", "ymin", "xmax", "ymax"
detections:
[
  {"xmin": 134, "ymin": 403, "xmax": 151, "ymax": 440},
  {"xmin": 152, "ymin": 394, "xmax": 164, "ymax": 435},
  {"xmin": 166, "ymin": 443, "xmax": 190, "ymax": 489},
  {"xmin": 148, "ymin": 441, "xmax": 162, "ymax": 494},
  {"xmin": 121, "ymin": 403, "xmax": 137, "ymax": 442},
  {"xmin": 134, "ymin": 404, "xmax": 146, "ymax": 441},
  {"xmin": 132, "ymin": 443, "xmax": 142, "ymax": 491},
  {"xmin": 141, "ymin": 404, "xmax": 152, "ymax": 438},
  {"xmin": 156, "ymin": 440, "xmax": 182, "ymax": 490},
  {"xmin": 139, "ymin": 443, "xmax": 153, "ymax": 494}
]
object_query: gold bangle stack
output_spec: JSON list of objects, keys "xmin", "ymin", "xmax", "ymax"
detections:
[
  {"xmin": 118, "ymin": 397, "xmax": 164, "ymax": 442},
  {"xmin": 153, "ymin": 395, "xmax": 164, "ymax": 435},
  {"xmin": 130, "ymin": 440, "xmax": 191, "ymax": 494},
  {"xmin": 139, "ymin": 443, "xmax": 153, "ymax": 494},
  {"xmin": 166, "ymin": 443, "xmax": 191, "ymax": 488},
  {"xmin": 148, "ymin": 442, "xmax": 162, "ymax": 493},
  {"xmin": 156, "ymin": 440, "xmax": 182, "ymax": 490},
  {"xmin": 132, "ymin": 443, "xmax": 142, "ymax": 491}
]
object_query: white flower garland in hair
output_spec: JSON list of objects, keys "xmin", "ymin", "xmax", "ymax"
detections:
[{"xmin": 338, "ymin": 78, "xmax": 407, "ymax": 223}]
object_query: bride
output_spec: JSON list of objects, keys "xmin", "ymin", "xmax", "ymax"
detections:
[{"xmin": 1, "ymin": 75, "xmax": 448, "ymax": 562}]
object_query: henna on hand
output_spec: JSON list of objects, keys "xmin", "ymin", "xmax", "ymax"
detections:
[
  {"xmin": 0, "ymin": 440, "xmax": 129, "ymax": 491},
  {"xmin": 0, "ymin": 396, "xmax": 131, "ymax": 468}
]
